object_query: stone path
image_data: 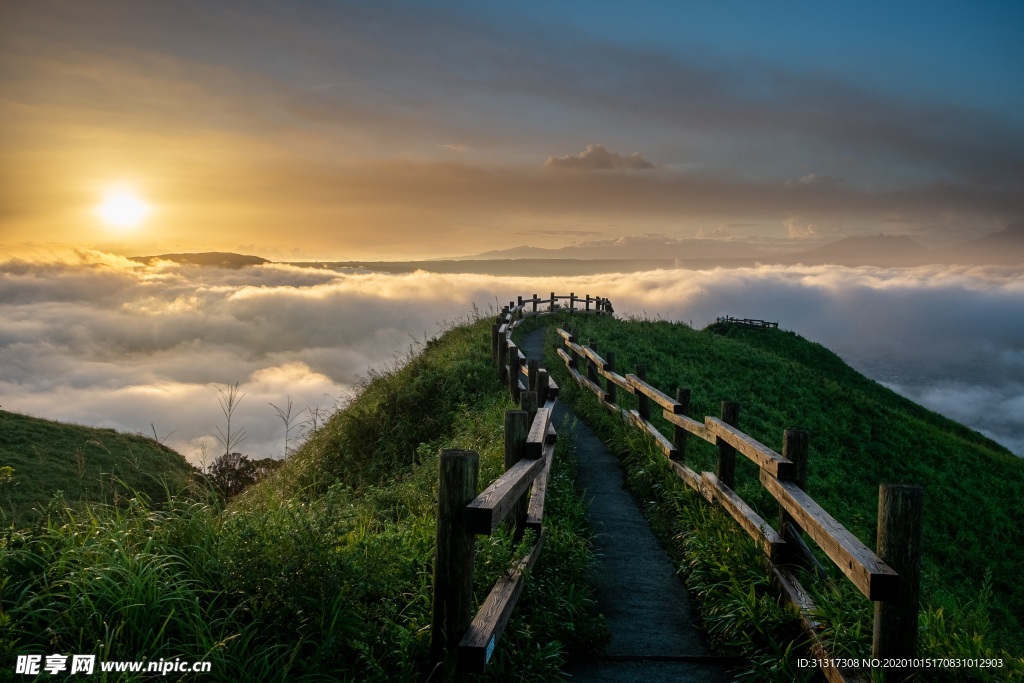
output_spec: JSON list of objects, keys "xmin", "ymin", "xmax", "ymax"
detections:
[{"xmin": 520, "ymin": 328, "xmax": 734, "ymax": 682}]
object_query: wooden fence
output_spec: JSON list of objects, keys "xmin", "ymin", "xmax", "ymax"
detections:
[
  {"xmin": 430, "ymin": 293, "xmax": 612, "ymax": 673},
  {"xmin": 556, "ymin": 323, "xmax": 924, "ymax": 683},
  {"xmin": 715, "ymin": 315, "xmax": 779, "ymax": 328}
]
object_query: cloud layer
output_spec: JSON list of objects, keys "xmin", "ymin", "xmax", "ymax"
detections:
[
  {"xmin": 544, "ymin": 145, "xmax": 654, "ymax": 171},
  {"xmin": 2, "ymin": 253, "xmax": 1022, "ymax": 464}
]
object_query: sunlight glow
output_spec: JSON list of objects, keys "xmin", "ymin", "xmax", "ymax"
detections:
[{"xmin": 97, "ymin": 190, "xmax": 150, "ymax": 229}]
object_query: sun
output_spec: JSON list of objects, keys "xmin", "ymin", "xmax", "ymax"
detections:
[{"xmin": 96, "ymin": 190, "xmax": 151, "ymax": 229}]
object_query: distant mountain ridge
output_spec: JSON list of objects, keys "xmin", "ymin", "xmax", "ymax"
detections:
[
  {"xmin": 780, "ymin": 234, "xmax": 931, "ymax": 267},
  {"xmin": 132, "ymin": 222, "xmax": 1023, "ymax": 274},
  {"xmin": 469, "ymin": 234, "xmax": 763, "ymax": 260},
  {"xmin": 462, "ymin": 222, "xmax": 1024, "ymax": 268},
  {"xmin": 935, "ymin": 220, "xmax": 1024, "ymax": 265},
  {"xmin": 130, "ymin": 252, "xmax": 269, "ymax": 268}
]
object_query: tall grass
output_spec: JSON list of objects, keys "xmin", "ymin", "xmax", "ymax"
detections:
[
  {"xmin": 2, "ymin": 316, "xmax": 605, "ymax": 681},
  {"xmin": 531, "ymin": 313, "xmax": 1024, "ymax": 681}
]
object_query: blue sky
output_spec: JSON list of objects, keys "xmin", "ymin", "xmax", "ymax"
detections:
[
  {"xmin": 2, "ymin": 0, "xmax": 1022, "ymax": 258},
  {"xmin": 539, "ymin": 1, "xmax": 1022, "ymax": 106}
]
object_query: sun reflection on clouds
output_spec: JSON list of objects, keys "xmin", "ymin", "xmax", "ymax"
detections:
[{"xmin": 249, "ymin": 361, "xmax": 335, "ymax": 391}]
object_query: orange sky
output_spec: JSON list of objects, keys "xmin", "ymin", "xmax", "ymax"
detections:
[{"xmin": 2, "ymin": 1, "xmax": 1022, "ymax": 259}]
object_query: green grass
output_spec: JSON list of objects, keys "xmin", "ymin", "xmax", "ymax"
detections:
[
  {"xmin": 0, "ymin": 410, "xmax": 198, "ymax": 528},
  {"xmin": 2, "ymin": 315, "xmax": 606, "ymax": 681},
  {"xmin": 527, "ymin": 313, "xmax": 1024, "ymax": 681}
]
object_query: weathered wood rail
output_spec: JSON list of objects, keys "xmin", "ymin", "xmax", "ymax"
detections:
[
  {"xmin": 557, "ymin": 324, "xmax": 924, "ymax": 683},
  {"xmin": 430, "ymin": 293, "xmax": 612, "ymax": 674}
]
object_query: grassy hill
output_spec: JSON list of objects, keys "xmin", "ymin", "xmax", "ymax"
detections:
[
  {"xmin": 8, "ymin": 308, "xmax": 1018, "ymax": 680},
  {"xmin": 1, "ymin": 316, "xmax": 605, "ymax": 681},
  {"xmin": 522, "ymin": 313, "xmax": 1024, "ymax": 679},
  {"xmin": 0, "ymin": 409, "xmax": 197, "ymax": 527}
]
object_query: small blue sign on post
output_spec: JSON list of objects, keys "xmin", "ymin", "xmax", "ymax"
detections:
[{"xmin": 485, "ymin": 635, "xmax": 496, "ymax": 664}]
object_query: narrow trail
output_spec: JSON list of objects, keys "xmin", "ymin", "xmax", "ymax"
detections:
[{"xmin": 521, "ymin": 329, "xmax": 733, "ymax": 683}]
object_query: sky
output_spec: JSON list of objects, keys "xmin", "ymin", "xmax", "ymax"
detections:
[{"xmin": 2, "ymin": 1, "xmax": 1023, "ymax": 259}]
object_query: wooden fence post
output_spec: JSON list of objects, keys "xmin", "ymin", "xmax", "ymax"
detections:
[
  {"xmin": 532, "ymin": 293, "xmax": 538, "ymax": 313},
  {"xmin": 508, "ymin": 343, "xmax": 521, "ymax": 400},
  {"xmin": 636, "ymin": 365, "xmax": 650, "ymax": 421},
  {"xmin": 587, "ymin": 341, "xmax": 599, "ymax": 383},
  {"xmin": 780, "ymin": 429, "xmax": 810, "ymax": 565},
  {"xmin": 672, "ymin": 387, "xmax": 690, "ymax": 462},
  {"xmin": 873, "ymin": 484, "xmax": 924, "ymax": 680},
  {"xmin": 505, "ymin": 411, "xmax": 530, "ymax": 539},
  {"xmin": 570, "ymin": 292, "xmax": 576, "ymax": 311},
  {"xmin": 605, "ymin": 351, "xmax": 617, "ymax": 405},
  {"xmin": 520, "ymin": 391, "xmax": 538, "ymax": 427},
  {"xmin": 431, "ymin": 449, "xmax": 479, "ymax": 663},
  {"xmin": 568, "ymin": 329, "xmax": 579, "ymax": 368},
  {"xmin": 536, "ymin": 369, "xmax": 550, "ymax": 405},
  {"xmin": 717, "ymin": 401, "xmax": 739, "ymax": 488},
  {"xmin": 585, "ymin": 295, "xmax": 591, "ymax": 312},
  {"xmin": 527, "ymin": 359, "xmax": 539, "ymax": 392},
  {"xmin": 550, "ymin": 291, "xmax": 556, "ymax": 312},
  {"xmin": 497, "ymin": 334, "xmax": 507, "ymax": 381}
]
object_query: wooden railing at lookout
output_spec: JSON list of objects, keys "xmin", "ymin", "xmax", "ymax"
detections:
[
  {"xmin": 430, "ymin": 292, "xmax": 612, "ymax": 674},
  {"xmin": 556, "ymin": 324, "xmax": 924, "ymax": 683},
  {"xmin": 715, "ymin": 315, "xmax": 779, "ymax": 329}
]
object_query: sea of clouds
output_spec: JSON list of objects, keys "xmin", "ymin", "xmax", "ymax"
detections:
[{"xmin": 2, "ymin": 250, "xmax": 1021, "ymax": 465}]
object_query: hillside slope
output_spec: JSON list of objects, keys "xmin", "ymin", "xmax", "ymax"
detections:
[
  {"xmin": 0, "ymin": 409, "xmax": 197, "ymax": 527},
  {"xmin": 2, "ymin": 316, "xmax": 606, "ymax": 682},
  {"xmin": 539, "ymin": 314, "xmax": 1024, "ymax": 653}
]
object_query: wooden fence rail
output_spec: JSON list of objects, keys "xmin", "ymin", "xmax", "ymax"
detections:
[
  {"xmin": 556, "ymin": 324, "xmax": 924, "ymax": 683},
  {"xmin": 431, "ymin": 293, "xmax": 612, "ymax": 674}
]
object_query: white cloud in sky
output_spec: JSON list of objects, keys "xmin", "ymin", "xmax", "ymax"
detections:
[
  {"xmin": 2, "ymin": 252, "xmax": 1021, "ymax": 465},
  {"xmin": 544, "ymin": 144, "xmax": 654, "ymax": 171}
]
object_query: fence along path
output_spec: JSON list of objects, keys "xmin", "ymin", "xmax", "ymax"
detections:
[
  {"xmin": 433, "ymin": 293, "xmax": 735, "ymax": 681},
  {"xmin": 430, "ymin": 293, "xmax": 609, "ymax": 674},
  {"xmin": 431, "ymin": 294, "xmax": 924, "ymax": 681},
  {"xmin": 520, "ymin": 327, "xmax": 734, "ymax": 683},
  {"xmin": 557, "ymin": 323, "xmax": 925, "ymax": 683}
]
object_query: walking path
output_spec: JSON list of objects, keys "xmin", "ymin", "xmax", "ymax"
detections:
[{"xmin": 521, "ymin": 329, "xmax": 733, "ymax": 682}]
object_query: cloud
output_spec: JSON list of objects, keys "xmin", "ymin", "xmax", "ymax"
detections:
[
  {"xmin": 882, "ymin": 381, "xmax": 1024, "ymax": 457},
  {"xmin": 786, "ymin": 174, "xmax": 843, "ymax": 186},
  {"xmin": 2, "ymin": 253, "xmax": 1022, "ymax": 466},
  {"xmin": 695, "ymin": 224, "xmax": 734, "ymax": 239},
  {"xmin": 781, "ymin": 212, "xmax": 850, "ymax": 238},
  {"xmin": 544, "ymin": 144, "xmax": 654, "ymax": 171},
  {"xmin": 0, "ymin": 254, "xmax": 498, "ymax": 463},
  {"xmin": 513, "ymin": 229, "xmax": 604, "ymax": 239}
]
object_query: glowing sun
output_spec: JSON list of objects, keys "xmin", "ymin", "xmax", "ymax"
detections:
[{"xmin": 97, "ymin": 190, "xmax": 150, "ymax": 229}]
